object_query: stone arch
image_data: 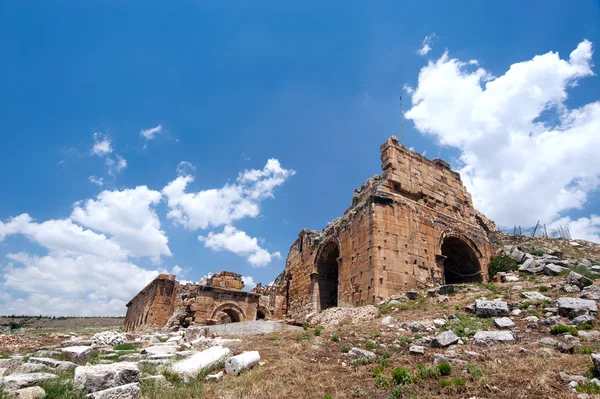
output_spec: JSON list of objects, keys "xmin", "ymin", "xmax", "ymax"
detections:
[
  {"xmin": 438, "ymin": 232, "xmax": 483, "ymax": 284},
  {"xmin": 313, "ymin": 238, "xmax": 341, "ymax": 312},
  {"xmin": 211, "ymin": 302, "xmax": 246, "ymax": 324},
  {"xmin": 256, "ymin": 305, "xmax": 271, "ymax": 320}
]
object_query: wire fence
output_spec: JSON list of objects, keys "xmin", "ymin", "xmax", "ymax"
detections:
[{"xmin": 510, "ymin": 221, "xmax": 572, "ymax": 241}]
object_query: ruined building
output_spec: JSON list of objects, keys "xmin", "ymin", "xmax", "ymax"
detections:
[{"xmin": 124, "ymin": 136, "xmax": 493, "ymax": 331}]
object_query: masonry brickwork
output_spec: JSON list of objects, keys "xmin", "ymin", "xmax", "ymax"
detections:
[{"xmin": 124, "ymin": 136, "xmax": 494, "ymax": 331}]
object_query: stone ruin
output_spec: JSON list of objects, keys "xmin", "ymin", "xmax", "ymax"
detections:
[{"xmin": 124, "ymin": 136, "xmax": 494, "ymax": 331}]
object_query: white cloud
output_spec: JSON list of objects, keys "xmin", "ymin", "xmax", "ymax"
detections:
[
  {"xmin": 106, "ymin": 155, "xmax": 127, "ymax": 175},
  {"xmin": 405, "ymin": 40, "xmax": 600, "ymax": 230},
  {"xmin": 176, "ymin": 161, "xmax": 196, "ymax": 177},
  {"xmin": 91, "ymin": 133, "xmax": 112, "ymax": 156},
  {"xmin": 162, "ymin": 158, "xmax": 295, "ymax": 230},
  {"xmin": 417, "ymin": 33, "xmax": 436, "ymax": 56},
  {"xmin": 199, "ymin": 226, "xmax": 281, "ymax": 267},
  {"xmin": 548, "ymin": 215, "xmax": 600, "ymax": 243},
  {"xmin": 89, "ymin": 176, "xmax": 104, "ymax": 186},
  {"xmin": 71, "ymin": 186, "xmax": 171, "ymax": 259},
  {"xmin": 140, "ymin": 125, "xmax": 163, "ymax": 140},
  {"xmin": 241, "ymin": 275, "xmax": 256, "ymax": 290}
]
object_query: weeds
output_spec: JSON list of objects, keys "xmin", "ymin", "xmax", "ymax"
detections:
[
  {"xmin": 365, "ymin": 340, "xmax": 377, "ymax": 350},
  {"xmin": 416, "ymin": 364, "xmax": 439, "ymax": 380},
  {"xmin": 576, "ymin": 382, "xmax": 600, "ymax": 394},
  {"xmin": 488, "ymin": 255, "xmax": 519, "ymax": 278},
  {"xmin": 466, "ymin": 363, "xmax": 484, "ymax": 380},
  {"xmin": 331, "ymin": 333, "xmax": 340, "ymax": 342},
  {"xmin": 113, "ymin": 343, "xmax": 137, "ymax": 351},
  {"xmin": 438, "ymin": 377, "xmax": 466, "ymax": 388},
  {"xmin": 39, "ymin": 375, "xmax": 86, "ymax": 399},
  {"xmin": 550, "ymin": 325, "xmax": 579, "ymax": 336},
  {"xmin": 296, "ymin": 332, "xmax": 312, "ymax": 342},
  {"xmin": 341, "ymin": 344, "xmax": 351, "ymax": 353},
  {"xmin": 391, "ymin": 367, "xmax": 412, "ymax": 385},
  {"xmin": 539, "ymin": 286, "xmax": 549, "ymax": 292},
  {"xmin": 314, "ymin": 326, "xmax": 325, "ymax": 337},
  {"xmin": 374, "ymin": 375, "xmax": 392, "ymax": 389},
  {"xmin": 352, "ymin": 357, "xmax": 368, "ymax": 367}
]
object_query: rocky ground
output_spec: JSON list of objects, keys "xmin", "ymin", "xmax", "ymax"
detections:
[{"xmin": 1, "ymin": 240, "xmax": 600, "ymax": 399}]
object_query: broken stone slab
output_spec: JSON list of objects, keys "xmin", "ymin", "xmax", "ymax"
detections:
[
  {"xmin": 539, "ymin": 337, "xmax": 560, "ymax": 346},
  {"xmin": 573, "ymin": 315, "xmax": 595, "ymax": 326},
  {"xmin": 0, "ymin": 373, "xmax": 57, "ymax": 391},
  {"xmin": 510, "ymin": 248, "xmax": 526, "ymax": 263},
  {"xmin": 225, "ymin": 351, "xmax": 260, "ymax": 376},
  {"xmin": 346, "ymin": 348, "xmax": 377, "ymax": 362},
  {"xmin": 518, "ymin": 258, "xmax": 544, "ymax": 274},
  {"xmin": 475, "ymin": 299, "xmax": 509, "ymax": 318},
  {"xmin": 562, "ymin": 284, "xmax": 582, "ymax": 294},
  {"xmin": 0, "ymin": 358, "xmax": 23, "ymax": 373},
  {"xmin": 172, "ymin": 346, "xmax": 231, "ymax": 380},
  {"xmin": 91, "ymin": 332, "xmax": 125, "ymax": 347},
  {"xmin": 431, "ymin": 331, "xmax": 459, "ymax": 348},
  {"xmin": 140, "ymin": 346, "xmax": 177, "ymax": 356},
  {"xmin": 190, "ymin": 337, "xmax": 243, "ymax": 355},
  {"xmin": 521, "ymin": 292, "xmax": 551, "ymax": 302},
  {"xmin": 61, "ymin": 346, "xmax": 93, "ymax": 364},
  {"xmin": 557, "ymin": 297, "xmax": 598, "ymax": 318},
  {"xmin": 544, "ymin": 264, "xmax": 566, "ymax": 275},
  {"xmin": 74, "ymin": 362, "xmax": 139, "ymax": 393},
  {"xmin": 493, "ymin": 317, "xmax": 515, "ymax": 329},
  {"xmin": 85, "ymin": 382, "xmax": 140, "ymax": 399},
  {"xmin": 11, "ymin": 386, "xmax": 46, "ymax": 399},
  {"xmin": 567, "ymin": 272, "xmax": 593, "ymax": 289},
  {"xmin": 61, "ymin": 339, "xmax": 93, "ymax": 347},
  {"xmin": 205, "ymin": 371, "xmax": 223, "ymax": 382},
  {"xmin": 14, "ymin": 363, "xmax": 50, "ymax": 374},
  {"xmin": 28, "ymin": 357, "xmax": 77, "ymax": 373},
  {"xmin": 119, "ymin": 354, "xmax": 142, "ymax": 362},
  {"xmin": 473, "ymin": 331, "xmax": 516, "ymax": 345},
  {"xmin": 409, "ymin": 345, "xmax": 425, "ymax": 355},
  {"xmin": 581, "ymin": 285, "xmax": 600, "ymax": 301}
]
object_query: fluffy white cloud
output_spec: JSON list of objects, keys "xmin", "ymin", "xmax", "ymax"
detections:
[
  {"xmin": 241, "ymin": 275, "xmax": 256, "ymax": 290},
  {"xmin": 140, "ymin": 125, "xmax": 163, "ymax": 140},
  {"xmin": 162, "ymin": 159, "xmax": 295, "ymax": 230},
  {"xmin": 91, "ymin": 133, "xmax": 112, "ymax": 156},
  {"xmin": 548, "ymin": 215, "xmax": 600, "ymax": 243},
  {"xmin": 199, "ymin": 226, "xmax": 281, "ymax": 267},
  {"xmin": 89, "ymin": 176, "xmax": 104, "ymax": 186},
  {"xmin": 417, "ymin": 33, "xmax": 436, "ymax": 56},
  {"xmin": 71, "ymin": 186, "xmax": 171, "ymax": 259},
  {"xmin": 405, "ymin": 40, "xmax": 600, "ymax": 232}
]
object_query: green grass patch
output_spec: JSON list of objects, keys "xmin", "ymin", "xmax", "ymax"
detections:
[
  {"xmin": 488, "ymin": 255, "xmax": 519, "ymax": 278},
  {"xmin": 550, "ymin": 325, "xmax": 579, "ymax": 336},
  {"xmin": 266, "ymin": 335, "xmax": 280, "ymax": 341},
  {"xmin": 442, "ymin": 312, "xmax": 492, "ymax": 338},
  {"xmin": 365, "ymin": 340, "xmax": 377, "ymax": 350},
  {"xmin": 113, "ymin": 343, "xmax": 137, "ymax": 351},
  {"xmin": 141, "ymin": 373, "xmax": 205, "ymax": 399},
  {"xmin": 579, "ymin": 323, "xmax": 593, "ymax": 330},
  {"xmin": 391, "ymin": 367, "xmax": 412, "ymax": 385},
  {"xmin": 322, "ymin": 394, "xmax": 334, "ymax": 399},
  {"xmin": 560, "ymin": 266, "xmax": 599, "ymax": 281},
  {"xmin": 39, "ymin": 375, "xmax": 86, "ymax": 399},
  {"xmin": 529, "ymin": 249, "xmax": 546, "ymax": 256},
  {"xmin": 466, "ymin": 363, "xmax": 484, "ymax": 380},
  {"xmin": 416, "ymin": 364, "xmax": 439, "ymax": 380},
  {"xmin": 374, "ymin": 374, "xmax": 392, "ymax": 389},
  {"xmin": 314, "ymin": 325, "xmax": 325, "ymax": 336},
  {"xmin": 296, "ymin": 332, "xmax": 312, "ymax": 342},
  {"xmin": 576, "ymin": 382, "xmax": 600, "ymax": 394},
  {"xmin": 437, "ymin": 362, "xmax": 452, "ymax": 376},
  {"xmin": 538, "ymin": 285, "xmax": 549, "ymax": 292},
  {"xmin": 438, "ymin": 377, "xmax": 466, "ymax": 388},
  {"xmin": 378, "ymin": 297, "xmax": 429, "ymax": 316},
  {"xmin": 352, "ymin": 357, "xmax": 368, "ymax": 367},
  {"xmin": 330, "ymin": 333, "xmax": 340, "ymax": 342},
  {"xmin": 341, "ymin": 344, "xmax": 351, "ymax": 353}
]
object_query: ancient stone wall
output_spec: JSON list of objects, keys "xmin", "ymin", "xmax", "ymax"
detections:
[
  {"xmin": 284, "ymin": 136, "xmax": 494, "ymax": 322},
  {"xmin": 124, "ymin": 274, "xmax": 177, "ymax": 332},
  {"xmin": 206, "ymin": 271, "xmax": 245, "ymax": 290}
]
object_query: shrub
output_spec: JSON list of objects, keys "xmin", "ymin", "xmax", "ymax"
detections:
[
  {"xmin": 331, "ymin": 333, "xmax": 340, "ymax": 342},
  {"xmin": 437, "ymin": 362, "xmax": 452, "ymax": 376},
  {"xmin": 296, "ymin": 332, "xmax": 312, "ymax": 342},
  {"xmin": 314, "ymin": 326, "xmax": 325, "ymax": 337},
  {"xmin": 374, "ymin": 375, "xmax": 392, "ymax": 389},
  {"xmin": 416, "ymin": 364, "xmax": 439, "ymax": 380},
  {"xmin": 341, "ymin": 344, "xmax": 351, "ymax": 353},
  {"xmin": 538, "ymin": 286, "xmax": 549, "ymax": 292},
  {"xmin": 466, "ymin": 363, "xmax": 484, "ymax": 379},
  {"xmin": 550, "ymin": 325, "xmax": 579, "ymax": 336},
  {"xmin": 579, "ymin": 324, "xmax": 593, "ymax": 330},
  {"xmin": 438, "ymin": 377, "xmax": 466, "ymax": 388},
  {"xmin": 365, "ymin": 340, "xmax": 377, "ymax": 350},
  {"xmin": 391, "ymin": 367, "xmax": 412, "ymax": 385},
  {"xmin": 488, "ymin": 255, "xmax": 519, "ymax": 278},
  {"xmin": 114, "ymin": 343, "xmax": 136, "ymax": 351}
]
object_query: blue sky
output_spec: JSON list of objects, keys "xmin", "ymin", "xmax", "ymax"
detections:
[{"xmin": 1, "ymin": 1, "xmax": 599, "ymax": 315}]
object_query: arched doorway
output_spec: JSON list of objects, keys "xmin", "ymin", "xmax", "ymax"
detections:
[
  {"xmin": 211, "ymin": 303, "xmax": 245, "ymax": 324},
  {"xmin": 316, "ymin": 240, "xmax": 340, "ymax": 311},
  {"xmin": 440, "ymin": 236, "xmax": 483, "ymax": 284},
  {"xmin": 256, "ymin": 306, "xmax": 270, "ymax": 320}
]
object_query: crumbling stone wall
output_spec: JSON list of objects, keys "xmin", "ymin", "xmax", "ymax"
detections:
[
  {"xmin": 284, "ymin": 136, "xmax": 493, "ymax": 322},
  {"xmin": 124, "ymin": 271, "xmax": 286, "ymax": 332}
]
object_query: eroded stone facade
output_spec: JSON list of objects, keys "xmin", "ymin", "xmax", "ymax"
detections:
[
  {"xmin": 283, "ymin": 136, "xmax": 493, "ymax": 321},
  {"xmin": 124, "ymin": 136, "xmax": 494, "ymax": 330},
  {"xmin": 124, "ymin": 271, "xmax": 285, "ymax": 332}
]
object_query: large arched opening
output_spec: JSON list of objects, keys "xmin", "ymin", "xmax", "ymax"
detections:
[
  {"xmin": 256, "ymin": 305, "xmax": 270, "ymax": 320},
  {"xmin": 440, "ymin": 236, "xmax": 483, "ymax": 284},
  {"xmin": 211, "ymin": 303, "xmax": 245, "ymax": 324},
  {"xmin": 315, "ymin": 240, "xmax": 340, "ymax": 311}
]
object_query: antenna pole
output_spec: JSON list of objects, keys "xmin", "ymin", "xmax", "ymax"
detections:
[{"xmin": 400, "ymin": 96, "xmax": 405, "ymax": 146}]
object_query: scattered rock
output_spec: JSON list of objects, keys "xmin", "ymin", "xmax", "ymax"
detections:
[
  {"xmin": 473, "ymin": 331, "xmax": 516, "ymax": 345},
  {"xmin": 74, "ymin": 362, "xmax": 140, "ymax": 393},
  {"xmin": 592, "ymin": 354, "xmax": 600, "ymax": 377},
  {"xmin": 567, "ymin": 272, "xmax": 593, "ymax": 289},
  {"xmin": 91, "ymin": 332, "xmax": 125, "ymax": 347},
  {"xmin": 558, "ymin": 372, "xmax": 587, "ymax": 383},
  {"xmin": 0, "ymin": 373, "xmax": 57, "ymax": 391},
  {"xmin": 61, "ymin": 346, "xmax": 93, "ymax": 364},
  {"xmin": 539, "ymin": 337, "xmax": 560, "ymax": 346},
  {"xmin": 406, "ymin": 292, "xmax": 418, "ymax": 300},
  {"xmin": 562, "ymin": 284, "xmax": 582, "ymax": 294},
  {"xmin": 86, "ymin": 382, "xmax": 141, "ymax": 399},
  {"xmin": 573, "ymin": 315, "xmax": 595, "ymax": 326},
  {"xmin": 521, "ymin": 292, "xmax": 551, "ymax": 301},
  {"xmin": 557, "ymin": 297, "xmax": 598, "ymax": 318},
  {"xmin": 0, "ymin": 358, "xmax": 23, "ymax": 374},
  {"xmin": 380, "ymin": 316, "xmax": 393, "ymax": 325},
  {"xmin": 475, "ymin": 299, "xmax": 509, "ymax": 317},
  {"xmin": 172, "ymin": 346, "xmax": 231, "ymax": 380},
  {"xmin": 431, "ymin": 331, "xmax": 459, "ymax": 348},
  {"xmin": 409, "ymin": 345, "xmax": 425, "ymax": 355},
  {"xmin": 494, "ymin": 317, "xmax": 515, "ymax": 329},
  {"xmin": 510, "ymin": 248, "xmax": 526, "ymax": 263},
  {"xmin": 581, "ymin": 285, "xmax": 600, "ymax": 301},
  {"xmin": 11, "ymin": 386, "xmax": 46, "ymax": 399},
  {"xmin": 141, "ymin": 346, "xmax": 177, "ymax": 356},
  {"xmin": 346, "ymin": 348, "xmax": 376, "ymax": 361},
  {"xmin": 544, "ymin": 264, "xmax": 566, "ymax": 275}
]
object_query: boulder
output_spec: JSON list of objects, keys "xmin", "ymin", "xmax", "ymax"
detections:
[
  {"xmin": 475, "ymin": 299, "xmax": 509, "ymax": 317},
  {"xmin": 567, "ymin": 272, "xmax": 593, "ymax": 289},
  {"xmin": 0, "ymin": 373, "xmax": 57, "ymax": 391},
  {"xmin": 539, "ymin": 337, "xmax": 560, "ymax": 346},
  {"xmin": 557, "ymin": 297, "xmax": 598, "ymax": 318},
  {"xmin": 85, "ymin": 382, "xmax": 140, "ymax": 399},
  {"xmin": 11, "ymin": 386, "xmax": 46, "ymax": 399},
  {"xmin": 573, "ymin": 315, "xmax": 595, "ymax": 326},
  {"xmin": 61, "ymin": 346, "xmax": 93, "ymax": 364},
  {"xmin": 521, "ymin": 292, "xmax": 551, "ymax": 302},
  {"xmin": 562, "ymin": 284, "xmax": 582, "ymax": 294},
  {"xmin": 544, "ymin": 264, "xmax": 566, "ymax": 275},
  {"xmin": 91, "ymin": 332, "xmax": 125, "ymax": 347},
  {"xmin": 346, "ymin": 348, "xmax": 377, "ymax": 361},
  {"xmin": 473, "ymin": 331, "xmax": 516, "ymax": 345},
  {"xmin": 74, "ymin": 362, "xmax": 139, "ymax": 393},
  {"xmin": 431, "ymin": 331, "xmax": 459, "ymax": 348},
  {"xmin": 510, "ymin": 248, "xmax": 526, "ymax": 263},
  {"xmin": 519, "ymin": 259, "xmax": 544, "ymax": 274},
  {"xmin": 581, "ymin": 285, "xmax": 600, "ymax": 301},
  {"xmin": 493, "ymin": 317, "xmax": 515, "ymax": 329},
  {"xmin": 172, "ymin": 346, "xmax": 231, "ymax": 380}
]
